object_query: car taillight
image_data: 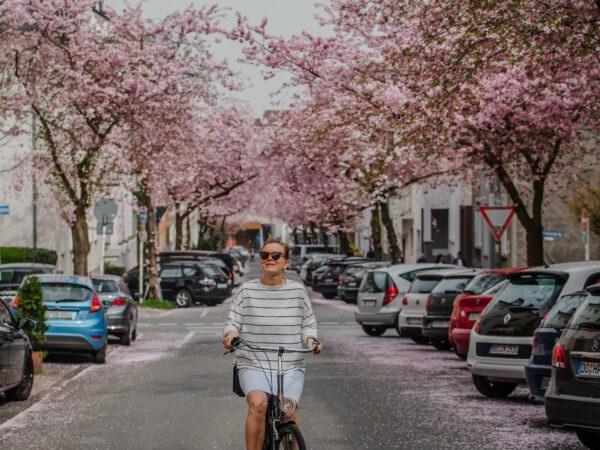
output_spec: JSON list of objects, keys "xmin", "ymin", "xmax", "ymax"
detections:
[
  {"xmin": 460, "ymin": 309, "xmax": 467, "ymax": 318},
  {"xmin": 402, "ymin": 296, "xmax": 408, "ymax": 306},
  {"xmin": 113, "ymin": 298, "xmax": 126, "ymax": 307},
  {"xmin": 425, "ymin": 296, "xmax": 430, "ymax": 310},
  {"xmin": 11, "ymin": 297, "xmax": 20, "ymax": 310},
  {"xmin": 199, "ymin": 278, "xmax": 216, "ymax": 286},
  {"xmin": 552, "ymin": 343, "xmax": 568, "ymax": 369},
  {"xmin": 338, "ymin": 275, "xmax": 343, "ymax": 283},
  {"xmin": 382, "ymin": 285, "xmax": 399, "ymax": 307},
  {"xmin": 90, "ymin": 293, "xmax": 102, "ymax": 313}
]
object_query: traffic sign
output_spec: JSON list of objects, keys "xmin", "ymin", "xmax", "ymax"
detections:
[
  {"xmin": 543, "ymin": 230, "xmax": 564, "ymax": 240},
  {"xmin": 0, "ymin": 205, "xmax": 9, "ymax": 215},
  {"xmin": 139, "ymin": 211, "xmax": 148, "ymax": 222},
  {"xmin": 479, "ymin": 206, "xmax": 515, "ymax": 241}
]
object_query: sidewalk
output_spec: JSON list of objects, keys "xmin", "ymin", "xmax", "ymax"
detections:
[{"xmin": 30, "ymin": 361, "xmax": 85, "ymax": 399}]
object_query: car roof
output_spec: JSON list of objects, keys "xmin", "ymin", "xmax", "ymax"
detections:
[
  {"xmin": 91, "ymin": 274, "xmax": 123, "ymax": 281},
  {"xmin": 34, "ymin": 274, "xmax": 94, "ymax": 288},
  {"xmin": 0, "ymin": 263, "xmax": 55, "ymax": 269},
  {"xmin": 370, "ymin": 263, "xmax": 457, "ymax": 274}
]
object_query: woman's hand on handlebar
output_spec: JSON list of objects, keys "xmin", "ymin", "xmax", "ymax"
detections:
[
  {"xmin": 223, "ymin": 332, "xmax": 238, "ymax": 350},
  {"xmin": 307, "ymin": 337, "xmax": 323, "ymax": 354}
]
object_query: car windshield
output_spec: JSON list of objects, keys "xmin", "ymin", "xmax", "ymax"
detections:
[
  {"xmin": 408, "ymin": 277, "xmax": 442, "ymax": 294},
  {"xmin": 42, "ymin": 283, "xmax": 91, "ymax": 302},
  {"xmin": 0, "ymin": 270, "xmax": 13, "ymax": 283},
  {"xmin": 569, "ymin": 293, "xmax": 600, "ymax": 328},
  {"xmin": 462, "ymin": 273, "xmax": 506, "ymax": 295},
  {"xmin": 431, "ymin": 276, "xmax": 472, "ymax": 294},
  {"xmin": 493, "ymin": 274, "xmax": 565, "ymax": 307},
  {"xmin": 92, "ymin": 279, "xmax": 119, "ymax": 293},
  {"xmin": 543, "ymin": 293, "xmax": 589, "ymax": 329}
]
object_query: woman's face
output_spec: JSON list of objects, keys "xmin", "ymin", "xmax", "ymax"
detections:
[{"xmin": 260, "ymin": 242, "xmax": 290, "ymax": 275}]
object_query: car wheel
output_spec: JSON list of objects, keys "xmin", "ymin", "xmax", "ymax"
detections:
[
  {"xmin": 472, "ymin": 374, "xmax": 516, "ymax": 398},
  {"xmin": 361, "ymin": 325, "xmax": 387, "ymax": 336},
  {"xmin": 430, "ymin": 338, "xmax": 452, "ymax": 350},
  {"xmin": 93, "ymin": 339, "xmax": 107, "ymax": 364},
  {"xmin": 453, "ymin": 345, "xmax": 467, "ymax": 360},
  {"xmin": 131, "ymin": 326, "xmax": 137, "ymax": 341},
  {"xmin": 409, "ymin": 335, "xmax": 430, "ymax": 345},
  {"xmin": 175, "ymin": 289, "xmax": 192, "ymax": 307},
  {"xmin": 120, "ymin": 324, "xmax": 132, "ymax": 346},
  {"xmin": 5, "ymin": 353, "xmax": 34, "ymax": 401},
  {"xmin": 323, "ymin": 293, "xmax": 336, "ymax": 299},
  {"xmin": 576, "ymin": 430, "xmax": 600, "ymax": 449},
  {"xmin": 395, "ymin": 315, "xmax": 406, "ymax": 337}
]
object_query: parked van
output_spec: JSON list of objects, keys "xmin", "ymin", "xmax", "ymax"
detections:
[{"xmin": 290, "ymin": 244, "xmax": 339, "ymax": 272}]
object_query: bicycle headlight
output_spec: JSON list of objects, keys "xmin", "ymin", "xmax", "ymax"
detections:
[{"xmin": 279, "ymin": 399, "xmax": 294, "ymax": 414}]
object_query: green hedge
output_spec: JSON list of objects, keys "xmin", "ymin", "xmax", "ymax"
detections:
[{"xmin": 0, "ymin": 247, "xmax": 57, "ymax": 265}]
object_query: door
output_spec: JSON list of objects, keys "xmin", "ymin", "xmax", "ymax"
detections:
[
  {"xmin": 159, "ymin": 265, "xmax": 183, "ymax": 301},
  {"xmin": 0, "ymin": 301, "xmax": 25, "ymax": 386}
]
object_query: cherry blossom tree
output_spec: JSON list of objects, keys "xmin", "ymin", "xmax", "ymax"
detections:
[
  {"xmin": 0, "ymin": 0, "xmax": 239, "ymax": 275},
  {"xmin": 235, "ymin": 0, "xmax": 600, "ymax": 265}
]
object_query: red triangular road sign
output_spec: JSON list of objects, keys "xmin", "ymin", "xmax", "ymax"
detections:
[{"xmin": 479, "ymin": 206, "xmax": 515, "ymax": 241}]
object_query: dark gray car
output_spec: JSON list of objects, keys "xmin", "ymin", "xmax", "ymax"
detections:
[
  {"xmin": 92, "ymin": 275, "xmax": 138, "ymax": 346},
  {"xmin": 545, "ymin": 283, "xmax": 600, "ymax": 449}
]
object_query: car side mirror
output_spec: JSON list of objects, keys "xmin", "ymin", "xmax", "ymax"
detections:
[
  {"xmin": 19, "ymin": 317, "xmax": 36, "ymax": 332},
  {"xmin": 133, "ymin": 292, "xmax": 140, "ymax": 301}
]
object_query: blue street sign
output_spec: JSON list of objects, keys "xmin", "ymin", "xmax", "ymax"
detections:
[
  {"xmin": 543, "ymin": 230, "xmax": 564, "ymax": 239},
  {"xmin": 139, "ymin": 211, "xmax": 148, "ymax": 221},
  {"xmin": 0, "ymin": 205, "xmax": 9, "ymax": 215}
]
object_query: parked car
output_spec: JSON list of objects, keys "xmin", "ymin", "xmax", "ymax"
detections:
[
  {"xmin": 422, "ymin": 268, "xmax": 480, "ymax": 350},
  {"xmin": 545, "ymin": 283, "xmax": 600, "ymax": 449},
  {"xmin": 355, "ymin": 264, "xmax": 456, "ymax": 337},
  {"xmin": 0, "ymin": 263, "xmax": 56, "ymax": 306},
  {"xmin": 160, "ymin": 250, "xmax": 239, "ymax": 285},
  {"xmin": 312, "ymin": 257, "xmax": 372, "ymax": 299},
  {"xmin": 0, "ymin": 300, "xmax": 35, "ymax": 401},
  {"xmin": 337, "ymin": 261, "xmax": 390, "ymax": 303},
  {"xmin": 397, "ymin": 266, "xmax": 461, "ymax": 344},
  {"xmin": 467, "ymin": 261, "xmax": 600, "ymax": 398},
  {"xmin": 525, "ymin": 290, "xmax": 590, "ymax": 403},
  {"xmin": 449, "ymin": 278, "xmax": 511, "ymax": 360},
  {"xmin": 12, "ymin": 274, "xmax": 108, "ymax": 363},
  {"xmin": 125, "ymin": 261, "xmax": 232, "ymax": 307},
  {"xmin": 290, "ymin": 244, "xmax": 339, "ymax": 272},
  {"xmin": 91, "ymin": 275, "xmax": 138, "ymax": 346},
  {"xmin": 300, "ymin": 253, "xmax": 339, "ymax": 285}
]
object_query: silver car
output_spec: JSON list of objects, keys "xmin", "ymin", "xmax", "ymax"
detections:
[
  {"xmin": 92, "ymin": 274, "xmax": 138, "ymax": 346},
  {"xmin": 354, "ymin": 263, "xmax": 457, "ymax": 336}
]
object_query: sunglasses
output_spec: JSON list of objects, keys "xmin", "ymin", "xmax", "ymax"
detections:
[{"xmin": 260, "ymin": 251, "xmax": 286, "ymax": 261}]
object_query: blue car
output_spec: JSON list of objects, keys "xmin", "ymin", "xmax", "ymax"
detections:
[
  {"xmin": 524, "ymin": 290, "xmax": 590, "ymax": 403},
  {"xmin": 11, "ymin": 274, "xmax": 107, "ymax": 363}
]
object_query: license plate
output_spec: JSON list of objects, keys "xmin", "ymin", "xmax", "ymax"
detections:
[
  {"xmin": 539, "ymin": 376, "xmax": 550, "ymax": 391},
  {"xmin": 406, "ymin": 318, "xmax": 421, "ymax": 325},
  {"xmin": 348, "ymin": 282, "xmax": 357, "ymax": 287},
  {"xmin": 489, "ymin": 344, "xmax": 519, "ymax": 355},
  {"xmin": 577, "ymin": 361, "xmax": 600, "ymax": 377},
  {"xmin": 216, "ymin": 283, "xmax": 227, "ymax": 289},
  {"xmin": 468, "ymin": 312, "xmax": 480, "ymax": 321},
  {"xmin": 325, "ymin": 278, "xmax": 333, "ymax": 282},
  {"xmin": 431, "ymin": 320, "xmax": 449, "ymax": 328},
  {"xmin": 364, "ymin": 300, "xmax": 376, "ymax": 307},
  {"xmin": 45, "ymin": 310, "xmax": 73, "ymax": 320}
]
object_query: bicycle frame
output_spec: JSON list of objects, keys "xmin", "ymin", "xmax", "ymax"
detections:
[{"xmin": 227, "ymin": 338, "xmax": 316, "ymax": 450}]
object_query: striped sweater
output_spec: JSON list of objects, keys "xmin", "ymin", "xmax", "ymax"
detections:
[{"xmin": 223, "ymin": 278, "xmax": 318, "ymax": 373}]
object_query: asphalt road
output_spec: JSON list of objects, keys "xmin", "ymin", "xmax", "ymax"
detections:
[{"xmin": 0, "ymin": 262, "xmax": 586, "ymax": 449}]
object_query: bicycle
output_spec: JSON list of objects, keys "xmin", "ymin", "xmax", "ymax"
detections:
[{"xmin": 226, "ymin": 336, "xmax": 319, "ymax": 450}]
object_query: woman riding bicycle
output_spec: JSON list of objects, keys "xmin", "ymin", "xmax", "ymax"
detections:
[{"xmin": 223, "ymin": 239, "xmax": 323, "ymax": 450}]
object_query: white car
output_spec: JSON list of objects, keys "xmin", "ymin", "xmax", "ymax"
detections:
[
  {"xmin": 354, "ymin": 263, "xmax": 456, "ymax": 337},
  {"xmin": 397, "ymin": 267, "xmax": 460, "ymax": 343},
  {"xmin": 467, "ymin": 261, "xmax": 600, "ymax": 398}
]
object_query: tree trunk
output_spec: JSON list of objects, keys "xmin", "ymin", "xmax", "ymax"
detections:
[
  {"xmin": 71, "ymin": 206, "xmax": 90, "ymax": 275},
  {"xmin": 185, "ymin": 217, "xmax": 192, "ymax": 250},
  {"xmin": 380, "ymin": 199, "xmax": 403, "ymax": 263},
  {"xmin": 144, "ymin": 201, "xmax": 162, "ymax": 299},
  {"xmin": 175, "ymin": 203, "xmax": 184, "ymax": 250},
  {"xmin": 370, "ymin": 203, "xmax": 382, "ymax": 260},
  {"xmin": 337, "ymin": 230, "xmax": 351, "ymax": 255}
]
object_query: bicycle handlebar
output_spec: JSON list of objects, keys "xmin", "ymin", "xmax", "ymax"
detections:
[{"xmin": 227, "ymin": 336, "xmax": 319, "ymax": 354}]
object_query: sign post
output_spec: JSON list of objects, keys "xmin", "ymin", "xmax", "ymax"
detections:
[
  {"xmin": 139, "ymin": 210, "xmax": 147, "ymax": 303},
  {"xmin": 479, "ymin": 206, "xmax": 516, "ymax": 268},
  {"xmin": 93, "ymin": 199, "xmax": 118, "ymax": 275},
  {"xmin": 582, "ymin": 208, "xmax": 590, "ymax": 261}
]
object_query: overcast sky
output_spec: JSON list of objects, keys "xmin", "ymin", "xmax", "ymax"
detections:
[{"xmin": 106, "ymin": 0, "xmax": 325, "ymax": 115}]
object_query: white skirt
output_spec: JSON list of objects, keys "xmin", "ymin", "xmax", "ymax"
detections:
[{"xmin": 238, "ymin": 367, "xmax": 305, "ymax": 403}]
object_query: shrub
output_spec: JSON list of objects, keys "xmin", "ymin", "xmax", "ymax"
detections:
[
  {"xmin": 104, "ymin": 262, "xmax": 126, "ymax": 276},
  {"xmin": 140, "ymin": 298, "xmax": 174, "ymax": 309},
  {"xmin": 0, "ymin": 247, "xmax": 57, "ymax": 265},
  {"xmin": 16, "ymin": 275, "xmax": 48, "ymax": 351}
]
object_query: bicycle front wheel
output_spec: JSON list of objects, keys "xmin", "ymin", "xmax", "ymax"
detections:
[{"xmin": 276, "ymin": 423, "xmax": 306, "ymax": 450}]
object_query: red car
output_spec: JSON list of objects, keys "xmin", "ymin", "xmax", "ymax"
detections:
[{"xmin": 448, "ymin": 268, "xmax": 526, "ymax": 359}]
